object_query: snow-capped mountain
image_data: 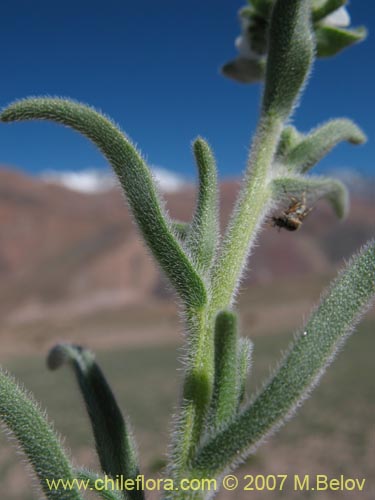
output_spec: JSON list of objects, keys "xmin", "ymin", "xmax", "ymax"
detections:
[
  {"xmin": 41, "ymin": 167, "xmax": 187, "ymax": 194},
  {"xmin": 41, "ymin": 169, "xmax": 116, "ymax": 194}
]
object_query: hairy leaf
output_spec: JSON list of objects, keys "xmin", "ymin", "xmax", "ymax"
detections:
[
  {"xmin": 285, "ymin": 119, "xmax": 366, "ymax": 173},
  {"xmin": 209, "ymin": 311, "xmax": 239, "ymax": 429},
  {"xmin": 47, "ymin": 344, "xmax": 143, "ymax": 500},
  {"xmin": 316, "ymin": 25, "xmax": 367, "ymax": 58},
  {"xmin": 271, "ymin": 175, "xmax": 349, "ymax": 219},
  {"xmin": 0, "ymin": 98, "xmax": 206, "ymax": 309},
  {"xmin": 193, "ymin": 240, "xmax": 375, "ymax": 476},
  {"xmin": 186, "ymin": 138, "xmax": 219, "ymax": 273},
  {"xmin": 0, "ymin": 369, "xmax": 83, "ymax": 499}
]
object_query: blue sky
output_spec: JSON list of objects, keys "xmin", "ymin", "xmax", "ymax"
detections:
[{"xmin": 0, "ymin": 0, "xmax": 374, "ymax": 180}]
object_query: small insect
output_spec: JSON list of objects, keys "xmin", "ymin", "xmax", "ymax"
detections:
[{"xmin": 271, "ymin": 192, "xmax": 313, "ymax": 232}]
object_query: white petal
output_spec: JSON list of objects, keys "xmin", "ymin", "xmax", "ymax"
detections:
[
  {"xmin": 235, "ymin": 16, "xmax": 262, "ymax": 61},
  {"xmin": 323, "ymin": 6, "xmax": 351, "ymax": 27},
  {"xmin": 235, "ymin": 35, "xmax": 260, "ymax": 60},
  {"xmin": 236, "ymin": 35, "xmax": 250, "ymax": 57}
]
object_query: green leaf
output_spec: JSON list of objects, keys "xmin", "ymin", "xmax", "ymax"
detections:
[
  {"xmin": 262, "ymin": 0, "xmax": 315, "ymax": 120},
  {"xmin": 169, "ymin": 143, "xmax": 219, "ymax": 472},
  {"xmin": 75, "ymin": 469, "xmax": 124, "ymax": 500},
  {"xmin": 186, "ymin": 138, "xmax": 219, "ymax": 273},
  {"xmin": 0, "ymin": 369, "xmax": 83, "ymax": 500},
  {"xmin": 237, "ymin": 337, "xmax": 253, "ymax": 408},
  {"xmin": 193, "ymin": 240, "xmax": 375, "ymax": 476},
  {"xmin": 312, "ymin": 0, "xmax": 346, "ymax": 22},
  {"xmin": 221, "ymin": 57, "xmax": 265, "ymax": 84},
  {"xmin": 285, "ymin": 119, "xmax": 367, "ymax": 173},
  {"xmin": 0, "ymin": 98, "xmax": 206, "ymax": 309},
  {"xmin": 271, "ymin": 175, "xmax": 349, "ymax": 219},
  {"xmin": 47, "ymin": 344, "xmax": 143, "ymax": 500},
  {"xmin": 209, "ymin": 311, "xmax": 239, "ymax": 430},
  {"xmin": 316, "ymin": 25, "xmax": 367, "ymax": 58}
]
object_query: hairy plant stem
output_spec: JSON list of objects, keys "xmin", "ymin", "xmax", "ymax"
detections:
[
  {"xmin": 171, "ymin": 307, "xmax": 212, "ymax": 473},
  {"xmin": 210, "ymin": 113, "xmax": 282, "ymax": 311},
  {"xmin": 171, "ymin": 114, "xmax": 282, "ymax": 494}
]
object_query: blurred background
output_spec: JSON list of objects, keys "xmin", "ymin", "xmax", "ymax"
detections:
[{"xmin": 0, "ymin": 1, "xmax": 374, "ymax": 499}]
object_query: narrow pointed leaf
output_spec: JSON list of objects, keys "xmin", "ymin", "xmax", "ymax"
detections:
[
  {"xmin": 316, "ymin": 25, "xmax": 367, "ymax": 58},
  {"xmin": 0, "ymin": 98, "xmax": 206, "ymax": 309},
  {"xmin": 186, "ymin": 138, "xmax": 219, "ymax": 272},
  {"xmin": 0, "ymin": 369, "xmax": 83, "ymax": 500},
  {"xmin": 209, "ymin": 311, "xmax": 239, "ymax": 429},
  {"xmin": 170, "ymin": 141, "xmax": 220, "ymax": 470},
  {"xmin": 237, "ymin": 337, "xmax": 253, "ymax": 408},
  {"xmin": 271, "ymin": 175, "xmax": 349, "ymax": 219},
  {"xmin": 194, "ymin": 240, "xmax": 375, "ymax": 476},
  {"xmin": 262, "ymin": 0, "xmax": 314, "ymax": 120},
  {"xmin": 47, "ymin": 344, "xmax": 143, "ymax": 500},
  {"xmin": 285, "ymin": 119, "xmax": 366, "ymax": 173},
  {"xmin": 75, "ymin": 469, "xmax": 124, "ymax": 500}
]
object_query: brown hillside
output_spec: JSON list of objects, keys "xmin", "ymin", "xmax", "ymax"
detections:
[{"xmin": 0, "ymin": 167, "xmax": 374, "ymax": 354}]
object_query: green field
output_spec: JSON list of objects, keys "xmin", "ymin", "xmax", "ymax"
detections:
[{"xmin": 1, "ymin": 315, "xmax": 374, "ymax": 499}]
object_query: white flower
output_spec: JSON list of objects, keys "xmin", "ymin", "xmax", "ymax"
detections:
[
  {"xmin": 323, "ymin": 6, "xmax": 350, "ymax": 28},
  {"xmin": 235, "ymin": 18, "xmax": 262, "ymax": 61}
]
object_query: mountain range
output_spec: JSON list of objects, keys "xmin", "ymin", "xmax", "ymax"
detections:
[{"xmin": 0, "ymin": 166, "xmax": 374, "ymax": 354}]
